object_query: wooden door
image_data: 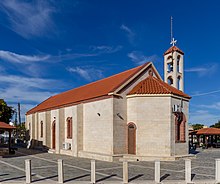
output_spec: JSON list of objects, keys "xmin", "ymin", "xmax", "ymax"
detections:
[
  {"xmin": 52, "ymin": 122, "xmax": 56, "ymax": 149},
  {"xmin": 128, "ymin": 123, "xmax": 136, "ymax": 154}
]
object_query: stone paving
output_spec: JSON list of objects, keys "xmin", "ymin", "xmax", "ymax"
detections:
[{"xmin": 0, "ymin": 148, "xmax": 218, "ymax": 183}]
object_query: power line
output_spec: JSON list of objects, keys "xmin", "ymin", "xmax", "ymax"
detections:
[{"xmin": 191, "ymin": 89, "xmax": 220, "ymax": 97}]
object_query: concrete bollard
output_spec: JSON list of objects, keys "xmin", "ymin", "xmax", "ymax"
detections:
[
  {"xmin": 185, "ymin": 159, "xmax": 191, "ymax": 183},
  {"xmin": 91, "ymin": 160, "xmax": 96, "ymax": 183},
  {"xmin": 216, "ymin": 159, "xmax": 220, "ymax": 182},
  {"xmin": 123, "ymin": 161, "xmax": 128, "ymax": 184},
  {"xmin": 155, "ymin": 160, "xmax": 160, "ymax": 183},
  {"xmin": 25, "ymin": 159, "xmax": 31, "ymax": 184},
  {"xmin": 58, "ymin": 159, "xmax": 64, "ymax": 183}
]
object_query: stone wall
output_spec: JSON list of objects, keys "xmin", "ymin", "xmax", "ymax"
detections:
[
  {"xmin": 127, "ymin": 96, "xmax": 172, "ymax": 156},
  {"xmin": 83, "ymin": 98, "xmax": 114, "ymax": 155}
]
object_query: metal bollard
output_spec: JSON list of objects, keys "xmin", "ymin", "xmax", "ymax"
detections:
[
  {"xmin": 155, "ymin": 160, "xmax": 160, "ymax": 183},
  {"xmin": 91, "ymin": 160, "xmax": 96, "ymax": 183},
  {"xmin": 25, "ymin": 159, "xmax": 31, "ymax": 184},
  {"xmin": 58, "ymin": 159, "xmax": 64, "ymax": 183},
  {"xmin": 216, "ymin": 159, "xmax": 220, "ymax": 182},
  {"xmin": 185, "ymin": 159, "xmax": 191, "ymax": 183},
  {"xmin": 123, "ymin": 161, "xmax": 128, "ymax": 184}
]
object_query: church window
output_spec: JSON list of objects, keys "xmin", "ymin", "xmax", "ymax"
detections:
[
  {"xmin": 175, "ymin": 112, "xmax": 186, "ymax": 142},
  {"xmin": 67, "ymin": 117, "xmax": 72, "ymax": 139},
  {"xmin": 40, "ymin": 121, "xmax": 43, "ymax": 138}
]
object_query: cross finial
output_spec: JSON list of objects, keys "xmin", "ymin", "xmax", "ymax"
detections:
[
  {"xmin": 170, "ymin": 16, "xmax": 177, "ymax": 46},
  {"xmin": 170, "ymin": 37, "xmax": 177, "ymax": 46}
]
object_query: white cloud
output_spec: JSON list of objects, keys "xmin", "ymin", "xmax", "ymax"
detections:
[
  {"xmin": 189, "ymin": 110, "xmax": 220, "ymax": 126},
  {"xmin": 185, "ymin": 64, "xmax": 218, "ymax": 77},
  {"xmin": 198, "ymin": 102, "xmax": 220, "ymax": 111},
  {"xmin": 0, "ymin": 74, "xmax": 58, "ymax": 89},
  {"xmin": 185, "ymin": 67, "xmax": 207, "ymax": 72},
  {"xmin": 120, "ymin": 24, "xmax": 134, "ymax": 36},
  {"xmin": 128, "ymin": 51, "xmax": 159, "ymax": 65},
  {"xmin": 90, "ymin": 45, "xmax": 122, "ymax": 54},
  {"xmin": 67, "ymin": 67, "xmax": 104, "ymax": 81},
  {"xmin": 0, "ymin": 50, "xmax": 50, "ymax": 63},
  {"xmin": 0, "ymin": 0, "xmax": 55, "ymax": 38},
  {"xmin": 120, "ymin": 24, "xmax": 135, "ymax": 43},
  {"xmin": 0, "ymin": 73, "xmax": 67, "ymax": 122}
]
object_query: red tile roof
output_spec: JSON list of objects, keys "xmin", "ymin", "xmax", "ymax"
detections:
[
  {"xmin": 128, "ymin": 75, "xmax": 191, "ymax": 99},
  {"xmin": 164, "ymin": 46, "xmax": 184, "ymax": 55},
  {"xmin": 27, "ymin": 62, "xmax": 151, "ymax": 115},
  {"xmin": 0, "ymin": 122, "xmax": 15, "ymax": 130},
  {"xmin": 196, "ymin": 128, "xmax": 220, "ymax": 135}
]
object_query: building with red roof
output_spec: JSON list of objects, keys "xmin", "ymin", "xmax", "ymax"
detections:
[{"xmin": 26, "ymin": 44, "xmax": 191, "ymax": 161}]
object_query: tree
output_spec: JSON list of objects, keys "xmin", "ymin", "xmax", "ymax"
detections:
[
  {"xmin": 191, "ymin": 123, "xmax": 204, "ymax": 130},
  {"xmin": 0, "ymin": 99, "xmax": 14, "ymax": 124},
  {"xmin": 210, "ymin": 120, "xmax": 220, "ymax": 128}
]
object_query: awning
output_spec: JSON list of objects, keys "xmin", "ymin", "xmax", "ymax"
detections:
[
  {"xmin": 196, "ymin": 128, "xmax": 220, "ymax": 135},
  {"xmin": 0, "ymin": 122, "xmax": 15, "ymax": 130}
]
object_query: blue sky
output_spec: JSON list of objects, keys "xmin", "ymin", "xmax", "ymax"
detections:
[{"xmin": 0, "ymin": 0, "xmax": 219, "ymax": 126}]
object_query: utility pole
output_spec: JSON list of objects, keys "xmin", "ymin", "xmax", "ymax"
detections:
[{"xmin": 18, "ymin": 103, "xmax": 21, "ymax": 125}]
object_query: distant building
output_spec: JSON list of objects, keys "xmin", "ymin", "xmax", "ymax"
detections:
[{"xmin": 26, "ymin": 44, "xmax": 191, "ymax": 161}]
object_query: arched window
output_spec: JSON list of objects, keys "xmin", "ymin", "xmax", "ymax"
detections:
[
  {"xmin": 167, "ymin": 62, "xmax": 173, "ymax": 73},
  {"xmin": 174, "ymin": 112, "xmax": 186, "ymax": 142},
  {"xmin": 67, "ymin": 117, "xmax": 72, "ymax": 139},
  {"xmin": 40, "ymin": 121, "xmax": 43, "ymax": 138},
  {"xmin": 168, "ymin": 76, "xmax": 173, "ymax": 85},
  {"xmin": 177, "ymin": 55, "xmax": 181, "ymax": 73},
  {"xmin": 127, "ymin": 122, "xmax": 136, "ymax": 154},
  {"xmin": 177, "ymin": 76, "xmax": 181, "ymax": 90}
]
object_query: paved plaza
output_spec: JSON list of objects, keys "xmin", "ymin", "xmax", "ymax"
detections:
[{"xmin": 0, "ymin": 148, "xmax": 219, "ymax": 183}]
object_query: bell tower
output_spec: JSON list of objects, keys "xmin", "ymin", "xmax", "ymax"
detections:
[{"xmin": 164, "ymin": 17, "xmax": 184, "ymax": 92}]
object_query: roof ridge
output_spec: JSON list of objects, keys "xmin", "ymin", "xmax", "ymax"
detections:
[
  {"xmin": 53, "ymin": 63, "xmax": 148, "ymax": 98},
  {"xmin": 27, "ymin": 62, "xmax": 150, "ymax": 115},
  {"xmin": 110, "ymin": 62, "xmax": 150, "ymax": 92}
]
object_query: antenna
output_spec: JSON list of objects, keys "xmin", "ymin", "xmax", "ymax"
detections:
[{"xmin": 170, "ymin": 16, "xmax": 177, "ymax": 46}]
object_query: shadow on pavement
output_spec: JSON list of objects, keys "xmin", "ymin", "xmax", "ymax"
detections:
[
  {"xmin": 65, "ymin": 174, "xmax": 90, "ymax": 183},
  {"xmin": 0, "ymin": 175, "xmax": 25, "ymax": 182},
  {"xmin": 96, "ymin": 174, "xmax": 118, "ymax": 182},
  {"xmin": 160, "ymin": 174, "xmax": 170, "ymax": 181},
  {"xmin": 128, "ymin": 174, "xmax": 144, "ymax": 182},
  {"xmin": 33, "ymin": 175, "xmax": 58, "ymax": 182}
]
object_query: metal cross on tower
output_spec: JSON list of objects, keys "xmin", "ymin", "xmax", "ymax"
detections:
[{"xmin": 170, "ymin": 16, "xmax": 177, "ymax": 46}]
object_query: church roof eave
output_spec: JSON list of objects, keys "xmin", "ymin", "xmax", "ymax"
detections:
[
  {"xmin": 164, "ymin": 45, "xmax": 184, "ymax": 55},
  {"xmin": 127, "ymin": 75, "xmax": 191, "ymax": 99}
]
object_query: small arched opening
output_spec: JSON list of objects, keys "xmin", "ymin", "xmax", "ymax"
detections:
[
  {"xmin": 168, "ymin": 76, "xmax": 173, "ymax": 85},
  {"xmin": 127, "ymin": 122, "xmax": 136, "ymax": 154},
  {"xmin": 66, "ymin": 117, "xmax": 72, "ymax": 139},
  {"xmin": 40, "ymin": 121, "xmax": 43, "ymax": 138},
  {"xmin": 52, "ymin": 121, "xmax": 56, "ymax": 149}
]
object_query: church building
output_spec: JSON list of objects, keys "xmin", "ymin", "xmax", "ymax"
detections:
[{"xmin": 26, "ymin": 44, "xmax": 191, "ymax": 161}]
